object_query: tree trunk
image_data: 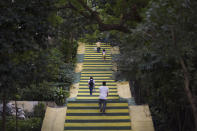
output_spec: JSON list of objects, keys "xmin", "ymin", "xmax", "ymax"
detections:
[
  {"xmin": 179, "ymin": 57, "xmax": 197, "ymax": 131},
  {"xmin": 171, "ymin": 28, "xmax": 197, "ymax": 130},
  {"xmin": 15, "ymin": 100, "xmax": 18, "ymax": 131},
  {"xmin": 2, "ymin": 93, "xmax": 6, "ymax": 131}
]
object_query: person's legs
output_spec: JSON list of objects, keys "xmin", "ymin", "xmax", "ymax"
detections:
[
  {"xmin": 97, "ymin": 47, "xmax": 99, "ymax": 53},
  {"xmin": 98, "ymin": 47, "xmax": 101, "ymax": 53},
  {"xmin": 102, "ymin": 55, "xmax": 105, "ymax": 60},
  {"xmin": 99, "ymin": 99, "xmax": 102, "ymax": 112},
  {"xmin": 102, "ymin": 100, "xmax": 107, "ymax": 113},
  {"xmin": 89, "ymin": 87, "xmax": 93, "ymax": 95}
]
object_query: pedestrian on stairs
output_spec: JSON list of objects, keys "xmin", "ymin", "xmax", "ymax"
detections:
[
  {"xmin": 99, "ymin": 81, "xmax": 109, "ymax": 114},
  {"xmin": 96, "ymin": 42, "xmax": 101, "ymax": 53},
  {"xmin": 88, "ymin": 77, "xmax": 95, "ymax": 95},
  {"xmin": 102, "ymin": 49, "xmax": 106, "ymax": 61}
]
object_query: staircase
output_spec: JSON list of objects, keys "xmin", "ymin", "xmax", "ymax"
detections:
[{"xmin": 64, "ymin": 43, "xmax": 132, "ymax": 130}]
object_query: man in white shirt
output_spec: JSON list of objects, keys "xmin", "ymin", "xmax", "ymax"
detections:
[
  {"xmin": 96, "ymin": 42, "xmax": 101, "ymax": 53},
  {"xmin": 99, "ymin": 82, "xmax": 109, "ymax": 113}
]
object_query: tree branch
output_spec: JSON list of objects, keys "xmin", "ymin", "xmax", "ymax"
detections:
[{"xmin": 72, "ymin": 0, "xmax": 130, "ymax": 33}]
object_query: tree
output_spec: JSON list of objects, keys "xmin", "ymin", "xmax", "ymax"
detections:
[
  {"xmin": 0, "ymin": 0, "xmax": 57, "ymax": 130},
  {"xmin": 115, "ymin": 0, "xmax": 197, "ymax": 130}
]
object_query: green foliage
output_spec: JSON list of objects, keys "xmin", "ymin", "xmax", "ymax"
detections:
[
  {"xmin": 0, "ymin": 117, "xmax": 42, "ymax": 131},
  {"xmin": 54, "ymin": 87, "xmax": 69, "ymax": 106},
  {"xmin": 48, "ymin": 12, "xmax": 64, "ymax": 27},
  {"xmin": 33, "ymin": 103, "xmax": 46, "ymax": 120},
  {"xmin": 20, "ymin": 82, "xmax": 55, "ymax": 101}
]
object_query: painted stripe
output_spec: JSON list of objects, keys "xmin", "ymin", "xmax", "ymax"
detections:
[
  {"xmin": 83, "ymin": 65, "xmax": 112, "ymax": 67},
  {"xmin": 78, "ymin": 89, "xmax": 117, "ymax": 92},
  {"xmin": 77, "ymin": 93, "xmax": 118, "ymax": 95},
  {"xmin": 82, "ymin": 67, "xmax": 112, "ymax": 70},
  {"xmin": 77, "ymin": 95, "xmax": 118, "ymax": 97},
  {"xmin": 83, "ymin": 63, "xmax": 112, "ymax": 65},
  {"xmin": 80, "ymin": 80, "xmax": 115, "ymax": 82},
  {"xmin": 66, "ymin": 109, "xmax": 129, "ymax": 113},
  {"xmin": 67, "ymin": 103, "xmax": 127, "ymax": 107},
  {"xmin": 65, "ymin": 129, "xmax": 131, "ymax": 131},
  {"xmin": 79, "ymin": 84, "xmax": 116, "ymax": 86},
  {"xmin": 84, "ymin": 54, "xmax": 111, "ymax": 56},
  {"xmin": 83, "ymin": 60, "xmax": 112, "ymax": 62},
  {"xmin": 80, "ymin": 77, "xmax": 112, "ymax": 79},
  {"xmin": 78, "ymin": 88, "xmax": 117, "ymax": 90},
  {"xmin": 79, "ymin": 81, "xmax": 116, "ymax": 83},
  {"xmin": 65, "ymin": 119, "xmax": 130, "ymax": 123},
  {"xmin": 84, "ymin": 59, "xmax": 112, "ymax": 60},
  {"xmin": 85, "ymin": 48, "xmax": 111, "ymax": 50},
  {"xmin": 67, "ymin": 107, "xmax": 128, "ymax": 109},
  {"xmin": 76, "ymin": 97, "xmax": 119, "ymax": 100},
  {"xmin": 65, "ymin": 122, "xmax": 131, "ymax": 127},
  {"xmin": 64, "ymin": 126, "xmax": 131, "ymax": 130},
  {"xmin": 79, "ymin": 85, "xmax": 116, "ymax": 87},
  {"xmin": 85, "ymin": 46, "xmax": 111, "ymax": 47},
  {"xmin": 84, "ymin": 56, "xmax": 112, "ymax": 58},
  {"xmin": 81, "ymin": 75, "xmax": 112, "ymax": 77},
  {"xmin": 84, "ymin": 52, "xmax": 110, "ymax": 54},
  {"xmin": 78, "ymin": 91, "xmax": 117, "ymax": 93},
  {"xmin": 81, "ymin": 71, "xmax": 112, "ymax": 73},
  {"xmin": 68, "ymin": 100, "xmax": 127, "ymax": 103},
  {"xmin": 65, "ymin": 116, "xmax": 130, "ymax": 120}
]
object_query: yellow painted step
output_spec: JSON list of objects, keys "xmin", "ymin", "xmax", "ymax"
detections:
[
  {"xmin": 80, "ymin": 82, "xmax": 116, "ymax": 84},
  {"xmin": 65, "ymin": 122, "xmax": 131, "ymax": 127},
  {"xmin": 85, "ymin": 52, "xmax": 111, "ymax": 54},
  {"xmin": 65, "ymin": 130, "xmax": 132, "ymax": 131},
  {"xmin": 77, "ymin": 97, "xmax": 119, "ymax": 100},
  {"xmin": 80, "ymin": 80, "xmax": 115, "ymax": 82},
  {"xmin": 84, "ymin": 59, "xmax": 112, "ymax": 60},
  {"xmin": 83, "ymin": 66, "xmax": 112, "ymax": 68},
  {"xmin": 77, "ymin": 93, "xmax": 118, "ymax": 95},
  {"xmin": 86, "ymin": 45, "xmax": 110, "ymax": 46},
  {"xmin": 65, "ymin": 115, "xmax": 130, "ymax": 120},
  {"xmin": 79, "ymin": 86, "xmax": 117, "ymax": 88},
  {"xmin": 81, "ymin": 73, "xmax": 113, "ymax": 75},
  {"xmin": 67, "ymin": 103, "xmax": 128, "ymax": 107},
  {"xmin": 86, "ymin": 47, "xmax": 111, "ymax": 51},
  {"xmin": 83, "ymin": 67, "xmax": 112, "ymax": 70},
  {"xmin": 78, "ymin": 89, "xmax": 117, "ymax": 91},
  {"xmin": 84, "ymin": 57, "xmax": 112, "ymax": 59},
  {"xmin": 84, "ymin": 52, "xmax": 110, "ymax": 53},
  {"xmin": 78, "ymin": 88, "xmax": 117, "ymax": 91},
  {"xmin": 83, "ymin": 65, "xmax": 112, "ymax": 67},
  {"xmin": 66, "ymin": 109, "xmax": 129, "ymax": 113},
  {"xmin": 83, "ymin": 62, "xmax": 111, "ymax": 64},
  {"xmin": 85, "ymin": 45, "xmax": 111, "ymax": 47},
  {"xmin": 84, "ymin": 55, "xmax": 111, "ymax": 56},
  {"xmin": 81, "ymin": 74, "xmax": 112, "ymax": 77},
  {"xmin": 85, "ymin": 47, "xmax": 111, "ymax": 48},
  {"xmin": 80, "ymin": 77, "xmax": 112, "ymax": 79},
  {"xmin": 81, "ymin": 71, "xmax": 113, "ymax": 73}
]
